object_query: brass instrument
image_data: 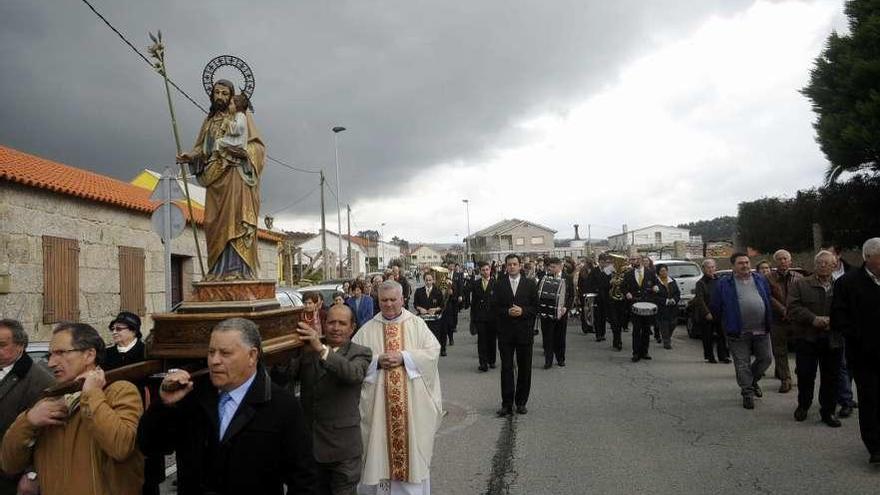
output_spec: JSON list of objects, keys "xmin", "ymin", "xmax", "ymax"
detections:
[
  {"xmin": 607, "ymin": 253, "xmax": 630, "ymax": 302},
  {"xmin": 429, "ymin": 265, "xmax": 452, "ymax": 305}
]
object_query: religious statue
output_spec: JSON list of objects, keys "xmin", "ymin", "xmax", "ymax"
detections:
[{"xmin": 176, "ymin": 80, "xmax": 265, "ymax": 281}]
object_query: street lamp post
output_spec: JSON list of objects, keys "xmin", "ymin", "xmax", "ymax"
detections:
[
  {"xmin": 380, "ymin": 222, "xmax": 386, "ymax": 270},
  {"xmin": 332, "ymin": 126, "xmax": 346, "ymax": 278},
  {"xmin": 462, "ymin": 199, "xmax": 471, "ymax": 264}
]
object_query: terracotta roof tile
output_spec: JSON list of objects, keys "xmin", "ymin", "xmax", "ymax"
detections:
[{"xmin": 0, "ymin": 145, "xmax": 278, "ymax": 242}]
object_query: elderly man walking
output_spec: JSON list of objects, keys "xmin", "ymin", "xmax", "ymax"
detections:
[
  {"xmin": 1, "ymin": 323, "xmax": 144, "ymax": 495},
  {"xmin": 352, "ymin": 280, "xmax": 442, "ymax": 494},
  {"xmin": 768, "ymin": 249, "xmax": 802, "ymax": 393},
  {"xmin": 138, "ymin": 318, "xmax": 317, "ymax": 494},
  {"xmin": 711, "ymin": 253, "xmax": 774, "ymax": 410},
  {"xmin": 289, "ymin": 304, "xmax": 372, "ymax": 495},
  {"xmin": 0, "ymin": 319, "xmax": 54, "ymax": 495},
  {"xmin": 788, "ymin": 251, "xmax": 842, "ymax": 427},
  {"xmin": 694, "ymin": 259, "xmax": 730, "ymax": 364},
  {"xmin": 831, "ymin": 238, "xmax": 880, "ymax": 464}
]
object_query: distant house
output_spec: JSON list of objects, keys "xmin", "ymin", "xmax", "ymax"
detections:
[
  {"xmin": 410, "ymin": 245, "xmax": 443, "ymax": 268},
  {"xmin": 295, "ymin": 230, "xmax": 369, "ymax": 276},
  {"xmin": 0, "ymin": 145, "xmax": 281, "ymax": 340},
  {"xmin": 466, "ymin": 219, "xmax": 557, "ymax": 261},
  {"xmin": 607, "ymin": 224, "xmax": 692, "ymax": 250}
]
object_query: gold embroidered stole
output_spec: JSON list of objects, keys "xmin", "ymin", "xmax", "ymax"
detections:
[{"xmin": 383, "ymin": 321, "xmax": 410, "ymax": 481}]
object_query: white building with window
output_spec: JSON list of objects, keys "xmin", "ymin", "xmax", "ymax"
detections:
[
  {"xmin": 607, "ymin": 224, "xmax": 692, "ymax": 250},
  {"xmin": 410, "ymin": 245, "xmax": 443, "ymax": 268}
]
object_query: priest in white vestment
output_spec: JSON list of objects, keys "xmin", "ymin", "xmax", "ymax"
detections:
[{"xmin": 353, "ymin": 280, "xmax": 443, "ymax": 495}]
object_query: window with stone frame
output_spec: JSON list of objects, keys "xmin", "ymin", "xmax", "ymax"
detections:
[
  {"xmin": 118, "ymin": 246, "xmax": 146, "ymax": 316},
  {"xmin": 42, "ymin": 235, "xmax": 79, "ymax": 323}
]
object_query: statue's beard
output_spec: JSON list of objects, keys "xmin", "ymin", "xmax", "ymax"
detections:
[{"xmin": 210, "ymin": 98, "xmax": 229, "ymax": 116}]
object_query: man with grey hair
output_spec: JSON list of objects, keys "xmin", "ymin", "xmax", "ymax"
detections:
[
  {"xmin": 788, "ymin": 250, "xmax": 842, "ymax": 427},
  {"xmin": 693, "ymin": 259, "xmax": 729, "ymax": 364},
  {"xmin": 138, "ymin": 317, "xmax": 317, "ymax": 493},
  {"xmin": 352, "ymin": 280, "xmax": 442, "ymax": 494},
  {"xmin": 0, "ymin": 319, "xmax": 54, "ymax": 495},
  {"xmin": 831, "ymin": 237, "xmax": 880, "ymax": 463},
  {"xmin": 768, "ymin": 249, "xmax": 802, "ymax": 393}
]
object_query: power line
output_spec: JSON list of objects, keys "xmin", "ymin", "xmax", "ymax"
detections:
[
  {"xmin": 80, "ymin": 0, "xmax": 322, "ymax": 175},
  {"xmin": 266, "ymin": 186, "xmax": 318, "ymax": 216}
]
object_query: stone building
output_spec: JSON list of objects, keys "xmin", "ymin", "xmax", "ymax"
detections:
[
  {"xmin": 0, "ymin": 145, "xmax": 281, "ymax": 341},
  {"xmin": 466, "ymin": 218, "xmax": 557, "ymax": 261}
]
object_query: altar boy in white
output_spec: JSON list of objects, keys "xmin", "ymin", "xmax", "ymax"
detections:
[{"xmin": 353, "ymin": 280, "xmax": 443, "ymax": 495}]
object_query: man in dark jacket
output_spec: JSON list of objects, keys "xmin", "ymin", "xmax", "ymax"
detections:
[
  {"xmin": 711, "ymin": 253, "xmax": 773, "ymax": 410},
  {"xmin": 693, "ymin": 259, "xmax": 729, "ymax": 364},
  {"xmin": 623, "ymin": 256, "xmax": 658, "ymax": 361},
  {"xmin": 470, "ymin": 261, "xmax": 497, "ymax": 372},
  {"xmin": 537, "ymin": 257, "xmax": 574, "ymax": 368},
  {"xmin": 288, "ymin": 305, "xmax": 371, "ymax": 495},
  {"xmin": 495, "ymin": 254, "xmax": 539, "ymax": 416},
  {"xmin": 768, "ymin": 249, "xmax": 802, "ymax": 393},
  {"xmin": 0, "ymin": 319, "xmax": 54, "ymax": 495},
  {"xmin": 831, "ymin": 238, "xmax": 880, "ymax": 464},
  {"xmin": 788, "ymin": 251, "xmax": 842, "ymax": 427},
  {"xmin": 138, "ymin": 318, "xmax": 316, "ymax": 494}
]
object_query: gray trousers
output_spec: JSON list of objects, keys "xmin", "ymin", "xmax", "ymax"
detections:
[{"xmin": 728, "ymin": 332, "xmax": 772, "ymax": 397}]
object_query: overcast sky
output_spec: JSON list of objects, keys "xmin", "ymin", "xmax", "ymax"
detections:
[{"xmin": 0, "ymin": 0, "xmax": 846, "ymax": 242}]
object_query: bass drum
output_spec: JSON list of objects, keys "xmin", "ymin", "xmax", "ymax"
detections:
[{"xmin": 538, "ymin": 276, "xmax": 564, "ymax": 320}]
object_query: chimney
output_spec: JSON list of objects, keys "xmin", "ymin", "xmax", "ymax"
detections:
[
  {"xmin": 622, "ymin": 224, "xmax": 628, "ymax": 233},
  {"xmin": 573, "ymin": 224, "xmax": 580, "ymax": 240}
]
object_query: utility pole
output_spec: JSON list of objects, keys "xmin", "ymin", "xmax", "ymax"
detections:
[
  {"xmin": 320, "ymin": 170, "xmax": 328, "ymax": 280},
  {"xmin": 333, "ymin": 126, "xmax": 346, "ymax": 279},
  {"xmin": 346, "ymin": 204, "xmax": 352, "ymax": 277},
  {"xmin": 588, "ymin": 224, "xmax": 592, "ymax": 256}
]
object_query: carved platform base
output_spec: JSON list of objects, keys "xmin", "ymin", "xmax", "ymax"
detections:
[
  {"xmin": 148, "ymin": 306, "xmax": 303, "ymax": 359},
  {"xmin": 191, "ymin": 279, "xmax": 276, "ymax": 302}
]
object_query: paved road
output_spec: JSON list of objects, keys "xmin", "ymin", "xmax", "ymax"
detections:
[{"xmin": 432, "ymin": 311, "xmax": 876, "ymax": 494}]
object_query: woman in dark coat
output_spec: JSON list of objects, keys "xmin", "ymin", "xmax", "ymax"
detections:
[{"xmin": 652, "ymin": 264, "xmax": 681, "ymax": 350}]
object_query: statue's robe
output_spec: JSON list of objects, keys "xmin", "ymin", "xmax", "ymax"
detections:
[{"xmin": 189, "ymin": 110, "xmax": 265, "ymax": 280}]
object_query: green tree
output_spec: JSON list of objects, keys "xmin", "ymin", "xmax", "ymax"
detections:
[
  {"xmin": 677, "ymin": 216, "xmax": 737, "ymax": 241},
  {"xmin": 803, "ymin": 0, "xmax": 880, "ymax": 182}
]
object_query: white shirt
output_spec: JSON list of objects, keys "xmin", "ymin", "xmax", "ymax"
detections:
[
  {"xmin": 868, "ymin": 267, "xmax": 880, "ymax": 287},
  {"xmin": 0, "ymin": 363, "xmax": 13, "ymax": 382},
  {"xmin": 509, "ymin": 275, "xmax": 520, "ymax": 294},
  {"xmin": 116, "ymin": 340, "xmax": 137, "ymax": 353}
]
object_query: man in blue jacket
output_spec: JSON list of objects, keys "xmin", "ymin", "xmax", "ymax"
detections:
[{"xmin": 711, "ymin": 252, "xmax": 773, "ymax": 410}]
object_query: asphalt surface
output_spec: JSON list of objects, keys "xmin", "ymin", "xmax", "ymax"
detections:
[
  {"xmin": 432, "ymin": 311, "xmax": 877, "ymax": 494},
  {"xmin": 160, "ymin": 303, "xmax": 877, "ymax": 494}
]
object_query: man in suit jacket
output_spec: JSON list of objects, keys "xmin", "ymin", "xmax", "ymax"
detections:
[
  {"xmin": 494, "ymin": 254, "xmax": 539, "ymax": 416},
  {"xmin": 623, "ymin": 255, "xmax": 658, "ymax": 361},
  {"xmin": 538, "ymin": 257, "xmax": 575, "ymax": 369},
  {"xmin": 0, "ymin": 319, "xmax": 54, "ymax": 495},
  {"xmin": 289, "ymin": 304, "xmax": 372, "ymax": 495},
  {"xmin": 414, "ymin": 273, "xmax": 447, "ymax": 355},
  {"xmin": 470, "ymin": 261, "xmax": 497, "ymax": 372},
  {"xmin": 138, "ymin": 318, "xmax": 317, "ymax": 495}
]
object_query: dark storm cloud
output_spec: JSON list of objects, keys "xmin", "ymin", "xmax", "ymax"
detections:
[{"xmin": 1, "ymin": 0, "xmax": 753, "ymax": 218}]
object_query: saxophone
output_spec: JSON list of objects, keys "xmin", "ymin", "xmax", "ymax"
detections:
[
  {"xmin": 430, "ymin": 266, "xmax": 452, "ymax": 305},
  {"xmin": 607, "ymin": 253, "xmax": 630, "ymax": 302}
]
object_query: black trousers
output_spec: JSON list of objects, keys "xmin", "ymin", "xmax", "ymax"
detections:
[
  {"xmin": 427, "ymin": 320, "xmax": 446, "ymax": 351},
  {"xmin": 632, "ymin": 314, "xmax": 652, "ymax": 358},
  {"xmin": 700, "ymin": 319, "xmax": 729, "ymax": 361},
  {"xmin": 499, "ymin": 339, "xmax": 533, "ymax": 407},
  {"xmin": 474, "ymin": 320, "xmax": 497, "ymax": 366},
  {"xmin": 609, "ymin": 300, "xmax": 628, "ymax": 349},
  {"xmin": 852, "ymin": 358, "xmax": 880, "ymax": 455},
  {"xmin": 795, "ymin": 338, "xmax": 842, "ymax": 416},
  {"xmin": 540, "ymin": 317, "xmax": 568, "ymax": 365},
  {"xmin": 579, "ymin": 297, "xmax": 592, "ymax": 333},
  {"xmin": 594, "ymin": 297, "xmax": 607, "ymax": 340},
  {"xmin": 317, "ymin": 456, "xmax": 361, "ymax": 495}
]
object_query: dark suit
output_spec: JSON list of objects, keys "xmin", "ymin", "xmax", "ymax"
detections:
[
  {"xmin": 586, "ymin": 268, "xmax": 610, "ymax": 341},
  {"xmin": 495, "ymin": 274, "xmax": 538, "ymax": 408},
  {"xmin": 137, "ymin": 367, "xmax": 317, "ymax": 495},
  {"xmin": 470, "ymin": 276, "xmax": 497, "ymax": 368},
  {"xmin": 623, "ymin": 268, "xmax": 658, "ymax": 358},
  {"xmin": 538, "ymin": 274, "xmax": 575, "ymax": 366},
  {"xmin": 290, "ymin": 342, "xmax": 372, "ymax": 495},
  {"xmin": 414, "ymin": 286, "xmax": 446, "ymax": 351}
]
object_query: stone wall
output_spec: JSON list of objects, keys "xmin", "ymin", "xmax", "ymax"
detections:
[{"xmin": 0, "ymin": 184, "xmax": 278, "ymax": 342}]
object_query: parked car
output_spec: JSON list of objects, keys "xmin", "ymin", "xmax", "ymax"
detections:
[
  {"xmin": 297, "ymin": 283, "xmax": 344, "ymax": 308},
  {"xmin": 275, "ymin": 288, "xmax": 304, "ymax": 308},
  {"xmin": 26, "ymin": 340, "xmax": 50, "ymax": 366}
]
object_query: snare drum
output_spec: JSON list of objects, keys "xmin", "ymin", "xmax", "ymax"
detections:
[
  {"xmin": 420, "ymin": 314, "xmax": 441, "ymax": 322},
  {"xmin": 631, "ymin": 302, "xmax": 658, "ymax": 316}
]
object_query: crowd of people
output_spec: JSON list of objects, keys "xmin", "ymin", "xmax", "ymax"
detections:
[{"xmin": 0, "ymin": 238, "xmax": 878, "ymax": 495}]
